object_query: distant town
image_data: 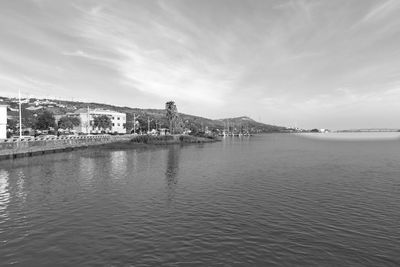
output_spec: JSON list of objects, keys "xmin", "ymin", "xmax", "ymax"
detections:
[
  {"xmin": 0, "ymin": 95, "xmax": 293, "ymax": 140},
  {"xmin": 1, "ymin": 95, "xmax": 399, "ymax": 140}
]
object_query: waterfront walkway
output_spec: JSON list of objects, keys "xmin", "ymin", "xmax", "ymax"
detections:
[{"xmin": 0, "ymin": 134, "xmax": 133, "ymax": 160}]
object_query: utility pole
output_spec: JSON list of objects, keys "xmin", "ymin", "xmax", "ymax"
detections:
[
  {"xmin": 19, "ymin": 89, "xmax": 22, "ymax": 138},
  {"xmin": 147, "ymin": 117, "xmax": 151, "ymax": 134}
]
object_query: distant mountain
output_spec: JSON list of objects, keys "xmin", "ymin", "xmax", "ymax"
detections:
[{"xmin": 0, "ymin": 96, "xmax": 288, "ymax": 133}]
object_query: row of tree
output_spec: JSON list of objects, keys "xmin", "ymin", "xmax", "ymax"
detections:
[
  {"xmin": 8, "ymin": 101, "xmax": 202, "ymax": 135},
  {"xmin": 7, "ymin": 111, "xmax": 59, "ymax": 132},
  {"xmin": 7, "ymin": 111, "xmax": 115, "ymax": 133}
]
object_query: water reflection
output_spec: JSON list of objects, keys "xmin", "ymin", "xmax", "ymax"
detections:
[
  {"xmin": 110, "ymin": 151, "xmax": 127, "ymax": 178},
  {"xmin": 0, "ymin": 169, "xmax": 10, "ymax": 219},
  {"xmin": 15, "ymin": 170, "xmax": 27, "ymax": 203},
  {"xmin": 78, "ymin": 156, "xmax": 96, "ymax": 188},
  {"xmin": 165, "ymin": 145, "xmax": 181, "ymax": 201}
]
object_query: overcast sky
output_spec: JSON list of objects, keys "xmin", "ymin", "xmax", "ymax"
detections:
[{"xmin": 1, "ymin": 0, "xmax": 400, "ymax": 129}]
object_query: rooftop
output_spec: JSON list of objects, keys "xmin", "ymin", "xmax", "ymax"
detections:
[{"xmin": 74, "ymin": 108, "xmax": 125, "ymax": 116}]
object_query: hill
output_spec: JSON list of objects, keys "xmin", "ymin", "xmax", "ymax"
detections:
[
  {"xmin": 0, "ymin": 96, "xmax": 287, "ymax": 133},
  {"xmin": 217, "ymin": 116, "xmax": 287, "ymax": 133}
]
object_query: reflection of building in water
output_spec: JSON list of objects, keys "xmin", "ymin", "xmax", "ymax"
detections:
[
  {"xmin": 110, "ymin": 151, "xmax": 127, "ymax": 178},
  {"xmin": 15, "ymin": 170, "xmax": 27, "ymax": 203},
  {"xmin": 0, "ymin": 169, "xmax": 10, "ymax": 214},
  {"xmin": 165, "ymin": 145, "xmax": 181, "ymax": 201},
  {"xmin": 78, "ymin": 156, "xmax": 96, "ymax": 188}
]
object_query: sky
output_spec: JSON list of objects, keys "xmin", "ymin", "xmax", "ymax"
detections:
[{"xmin": 1, "ymin": 0, "xmax": 400, "ymax": 129}]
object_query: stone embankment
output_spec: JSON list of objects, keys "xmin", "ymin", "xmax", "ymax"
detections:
[
  {"xmin": 0, "ymin": 134, "xmax": 133, "ymax": 160},
  {"xmin": 0, "ymin": 134, "xmax": 220, "ymax": 161}
]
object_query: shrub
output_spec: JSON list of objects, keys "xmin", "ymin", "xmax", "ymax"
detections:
[{"xmin": 131, "ymin": 135, "xmax": 149, "ymax": 143}]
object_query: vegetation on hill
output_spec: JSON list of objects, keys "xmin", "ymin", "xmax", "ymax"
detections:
[
  {"xmin": 1, "ymin": 96, "xmax": 288, "ymax": 133},
  {"xmin": 58, "ymin": 116, "xmax": 80, "ymax": 130}
]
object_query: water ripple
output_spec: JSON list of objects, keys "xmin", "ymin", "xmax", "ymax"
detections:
[{"xmin": 1, "ymin": 135, "xmax": 400, "ymax": 266}]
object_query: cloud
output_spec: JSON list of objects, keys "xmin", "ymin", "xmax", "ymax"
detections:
[
  {"xmin": 67, "ymin": 1, "xmax": 239, "ymax": 105},
  {"xmin": 0, "ymin": 73, "xmax": 62, "ymax": 96},
  {"xmin": 1, "ymin": 0, "xmax": 400, "ymax": 128},
  {"xmin": 61, "ymin": 50, "xmax": 116, "ymax": 65},
  {"xmin": 361, "ymin": 0, "xmax": 400, "ymax": 24}
]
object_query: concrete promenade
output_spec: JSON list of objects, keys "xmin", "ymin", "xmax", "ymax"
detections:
[{"xmin": 0, "ymin": 134, "xmax": 133, "ymax": 160}]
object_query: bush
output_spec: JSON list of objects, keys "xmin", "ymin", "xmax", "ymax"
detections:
[
  {"xmin": 131, "ymin": 135, "xmax": 149, "ymax": 143},
  {"xmin": 131, "ymin": 135, "xmax": 175, "ymax": 144},
  {"xmin": 179, "ymin": 135, "xmax": 196, "ymax": 142}
]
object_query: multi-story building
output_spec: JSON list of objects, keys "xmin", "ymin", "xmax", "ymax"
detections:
[
  {"xmin": 56, "ymin": 108, "xmax": 126, "ymax": 134},
  {"xmin": 0, "ymin": 105, "xmax": 7, "ymax": 139}
]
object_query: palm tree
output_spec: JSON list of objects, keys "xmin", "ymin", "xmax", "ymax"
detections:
[{"xmin": 166, "ymin": 101, "xmax": 177, "ymax": 134}]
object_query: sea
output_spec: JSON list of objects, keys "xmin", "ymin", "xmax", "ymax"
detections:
[{"xmin": 1, "ymin": 133, "xmax": 400, "ymax": 266}]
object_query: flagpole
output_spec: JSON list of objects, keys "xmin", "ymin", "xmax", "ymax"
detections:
[
  {"xmin": 87, "ymin": 106, "xmax": 90, "ymax": 134},
  {"xmin": 19, "ymin": 89, "xmax": 22, "ymax": 138}
]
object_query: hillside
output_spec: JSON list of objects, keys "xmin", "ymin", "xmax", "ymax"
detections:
[
  {"xmin": 217, "ymin": 116, "xmax": 288, "ymax": 133},
  {"xmin": 0, "ymin": 96, "xmax": 287, "ymax": 133}
]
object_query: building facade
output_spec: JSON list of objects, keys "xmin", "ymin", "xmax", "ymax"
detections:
[
  {"xmin": 57, "ymin": 108, "xmax": 126, "ymax": 134},
  {"xmin": 0, "ymin": 105, "xmax": 7, "ymax": 139}
]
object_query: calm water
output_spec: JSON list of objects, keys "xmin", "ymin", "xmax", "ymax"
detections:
[{"xmin": 1, "ymin": 134, "xmax": 400, "ymax": 266}]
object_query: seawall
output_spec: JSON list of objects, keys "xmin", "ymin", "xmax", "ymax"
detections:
[
  {"xmin": 0, "ymin": 134, "xmax": 220, "ymax": 161},
  {"xmin": 0, "ymin": 134, "xmax": 133, "ymax": 160}
]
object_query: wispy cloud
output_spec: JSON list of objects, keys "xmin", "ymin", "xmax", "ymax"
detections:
[
  {"xmin": 1, "ymin": 0, "xmax": 400, "ymax": 128},
  {"xmin": 68, "ymin": 1, "xmax": 239, "ymax": 105},
  {"xmin": 361, "ymin": 0, "xmax": 400, "ymax": 24}
]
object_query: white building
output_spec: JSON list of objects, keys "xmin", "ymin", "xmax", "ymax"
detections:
[
  {"xmin": 57, "ymin": 108, "xmax": 126, "ymax": 134},
  {"xmin": 0, "ymin": 105, "xmax": 7, "ymax": 139}
]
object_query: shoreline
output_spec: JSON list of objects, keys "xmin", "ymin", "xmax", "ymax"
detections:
[{"xmin": 0, "ymin": 134, "xmax": 220, "ymax": 161}]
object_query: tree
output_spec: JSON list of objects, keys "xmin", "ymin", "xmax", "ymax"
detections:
[
  {"xmin": 165, "ymin": 101, "xmax": 184, "ymax": 134},
  {"xmin": 58, "ymin": 116, "xmax": 80, "ymax": 130},
  {"xmin": 166, "ymin": 101, "xmax": 177, "ymax": 133},
  {"xmin": 35, "ymin": 111, "xmax": 56, "ymax": 130},
  {"xmin": 188, "ymin": 123, "xmax": 199, "ymax": 135},
  {"xmin": 7, "ymin": 119, "xmax": 18, "ymax": 133},
  {"xmin": 136, "ymin": 117, "xmax": 147, "ymax": 132},
  {"xmin": 93, "ymin": 115, "xmax": 112, "ymax": 132}
]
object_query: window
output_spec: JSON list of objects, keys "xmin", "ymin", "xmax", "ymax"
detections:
[
  {"xmin": 112, "ymin": 117, "xmax": 115, "ymax": 120},
  {"xmin": 112, "ymin": 123, "xmax": 115, "ymax": 126},
  {"xmin": 117, "ymin": 117, "xmax": 120, "ymax": 120},
  {"xmin": 117, "ymin": 123, "xmax": 120, "ymax": 126}
]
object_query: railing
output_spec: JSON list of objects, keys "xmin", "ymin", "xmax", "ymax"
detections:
[{"xmin": 0, "ymin": 134, "xmax": 132, "ymax": 143}]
